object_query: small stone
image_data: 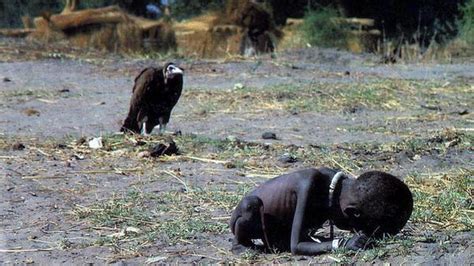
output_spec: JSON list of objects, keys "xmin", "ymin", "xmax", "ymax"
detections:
[
  {"xmin": 233, "ymin": 83, "xmax": 244, "ymax": 90},
  {"xmin": 262, "ymin": 132, "xmax": 277, "ymax": 140},
  {"xmin": 138, "ymin": 151, "xmax": 151, "ymax": 158},
  {"xmin": 76, "ymin": 137, "xmax": 87, "ymax": 145},
  {"xmin": 12, "ymin": 142, "xmax": 26, "ymax": 150},
  {"xmin": 344, "ymin": 71, "xmax": 350, "ymax": 76},
  {"xmin": 458, "ymin": 109, "xmax": 469, "ymax": 115},
  {"xmin": 279, "ymin": 153, "xmax": 297, "ymax": 163},
  {"xmin": 72, "ymin": 154, "xmax": 85, "ymax": 160},
  {"xmin": 56, "ymin": 143, "xmax": 67, "ymax": 149},
  {"xmin": 134, "ymin": 140, "xmax": 147, "ymax": 146},
  {"xmin": 224, "ymin": 161, "xmax": 237, "ymax": 169},
  {"xmin": 3, "ymin": 77, "xmax": 11, "ymax": 82},
  {"xmin": 226, "ymin": 135, "xmax": 238, "ymax": 142},
  {"xmin": 23, "ymin": 108, "xmax": 40, "ymax": 116}
]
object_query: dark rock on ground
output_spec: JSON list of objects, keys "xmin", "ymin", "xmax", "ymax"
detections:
[
  {"xmin": 11, "ymin": 142, "xmax": 25, "ymax": 150},
  {"xmin": 262, "ymin": 132, "xmax": 277, "ymax": 140},
  {"xmin": 278, "ymin": 153, "xmax": 297, "ymax": 163}
]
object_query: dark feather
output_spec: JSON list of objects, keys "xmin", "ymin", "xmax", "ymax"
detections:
[{"xmin": 120, "ymin": 64, "xmax": 183, "ymax": 134}]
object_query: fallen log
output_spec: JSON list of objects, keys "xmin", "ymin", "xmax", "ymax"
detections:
[
  {"xmin": 29, "ymin": 5, "xmax": 175, "ymax": 53},
  {"xmin": 34, "ymin": 6, "xmax": 127, "ymax": 31},
  {"xmin": 0, "ymin": 29, "xmax": 35, "ymax": 38}
]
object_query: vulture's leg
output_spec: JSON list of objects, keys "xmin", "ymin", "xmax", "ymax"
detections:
[
  {"xmin": 158, "ymin": 117, "xmax": 167, "ymax": 135},
  {"xmin": 159, "ymin": 123, "xmax": 167, "ymax": 135},
  {"xmin": 141, "ymin": 122, "xmax": 149, "ymax": 136}
]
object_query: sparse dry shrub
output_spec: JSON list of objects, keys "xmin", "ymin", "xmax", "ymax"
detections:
[
  {"xmin": 116, "ymin": 20, "xmax": 143, "ymax": 52},
  {"xmin": 145, "ymin": 21, "xmax": 177, "ymax": 53}
]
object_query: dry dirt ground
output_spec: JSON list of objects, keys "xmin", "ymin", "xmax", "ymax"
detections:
[{"xmin": 0, "ymin": 37, "xmax": 473, "ymax": 264}]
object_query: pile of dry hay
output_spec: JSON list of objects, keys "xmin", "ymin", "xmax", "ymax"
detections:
[
  {"xmin": 175, "ymin": 0, "xmax": 282, "ymax": 58},
  {"xmin": 3, "ymin": 0, "xmax": 285, "ymax": 57},
  {"xmin": 28, "ymin": 5, "xmax": 176, "ymax": 53}
]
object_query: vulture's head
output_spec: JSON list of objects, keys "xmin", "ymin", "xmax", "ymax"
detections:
[{"xmin": 164, "ymin": 62, "xmax": 183, "ymax": 84}]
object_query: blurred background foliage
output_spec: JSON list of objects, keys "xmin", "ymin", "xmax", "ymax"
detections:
[{"xmin": 0, "ymin": 0, "xmax": 472, "ymax": 45}]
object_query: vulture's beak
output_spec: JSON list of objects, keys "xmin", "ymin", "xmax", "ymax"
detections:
[{"xmin": 170, "ymin": 67, "xmax": 183, "ymax": 75}]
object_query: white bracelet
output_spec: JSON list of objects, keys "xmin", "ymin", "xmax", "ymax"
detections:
[{"xmin": 332, "ymin": 239, "xmax": 341, "ymax": 250}]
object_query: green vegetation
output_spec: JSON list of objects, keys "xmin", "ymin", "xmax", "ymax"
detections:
[
  {"xmin": 301, "ymin": 7, "xmax": 348, "ymax": 48},
  {"xmin": 408, "ymin": 169, "xmax": 473, "ymax": 231},
  {"xmin": 72, "ymin": 185, "xmax": 250, "ymax": 255},
  {"xmin": 459, "ymin": 0, "xmax": 474, "ymax": 45},
  {"xmin": 184, "ymin": 80, "xmax": 472, "ymax": 115},
  {"xmin": 0, "ymin": 0, "xmax": 62, "ymax": 27}
]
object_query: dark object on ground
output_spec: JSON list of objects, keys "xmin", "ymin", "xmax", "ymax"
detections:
[
  {"xmin": 262, "ymin": 132, "xmax": 277, "ymax": 140},
  {"xmin": 381, "ymin": 55, "xmax": 397, "ymax": 64},
  {"xmin": 149, "ymin": 140, "xmax": 179, "ymax": 157},
  {"xmin": 343, "ymin": 105, "xmax": 364, "ymax": 114},
  {"xmin": 136, "ymin": 140, "xmax": 147, "ymax": 146},
  {"xmin": 229, "ymin": 168, "xmax": 413, "ymax": 255},
  {"xmin": 172, "ymin": 130, "xmax": 182, "ymax": 136},
  {"xmin": 278, "ymin": 153, "xmax": 297, "ymax": 163},
  {"xmin": 344, "ymin": 71, "xmax": 350, "ymax": 76},
  {"xmin": 56, "ymin": 143, "xmax": 67, "ymax": 149},
  {"xmin": 23, "ymin": 108, "xmax": 40, "ymax": 116},
  {"xmin": 458, "ymin": 110, "xmax": 469, "ymax": 115},
  {"xmin": 121, "ymin": 62, "xmax": 183, "ymax": 135},
  {"xmin": 12, "ymin": 142, "xmax": 25, "ymax": 150},
  {"xmin": 3, "ymin": 77, "xmax": 11, "ymax": 82},
  {"xmin": 59, "ymin": 88, "xmax": 70, "ymax": 93}
]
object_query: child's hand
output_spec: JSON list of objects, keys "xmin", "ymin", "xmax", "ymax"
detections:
[{"xmin": 342, "ymin": 233, "xmax": 372, "ymax": 250}]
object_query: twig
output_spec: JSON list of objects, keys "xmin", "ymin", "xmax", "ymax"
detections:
[
  {"xmin": 183, "ymin": 156, "xmax": 229, "ymax": 164},
  {"xmin": 0, "ymin": 248, "xmax": 55, "ymax": 253},
  {"xmin": 70, "ymin": 168, "xmax": 141, "ymax": 174},
  {"xmin": 189, "ymin": 253, "xmax": 221, "ymax": 261},
  {"xmin": 0, "ymin": 156, "xmax": 18, "ymax": 159},
  {"xmin": 22, "ymin": 175, "xmax": 67, "ymax": 180},
  {"xmin": 30, "ymin": 147, "xmax": 51, "ymax": 157},
  {"xmin": 327, "ymin": 255, "xmax": 342, "ymax": 263},
  {"xmin": 211, "ymin": 216, "xmax": 231, "ymax": 220},
  {"xmin": 244, "ymin": 173, "xmax": 277, "ymax": 179},
  {"xmin": 162, "ymin": 170, "xmax": 189, "ymax": 192},
  {"xmin": 330, "ymin": 158, "xmax": 356, "ymax": 177}
]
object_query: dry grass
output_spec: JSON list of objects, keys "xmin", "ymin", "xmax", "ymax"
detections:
[
  {"xmin": 1, "ymin": 74, "xmax": 472, "ymax": 262},
  {"xmin": 1, "ymin": 123, "xmax": 471, "ymax": 263},
  {"xmin": 183, "ymin": 79, "xmax": 472, "ymax": 115}
]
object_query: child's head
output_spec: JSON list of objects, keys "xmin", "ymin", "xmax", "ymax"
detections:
[{"xmin": 341, "ymin": 171, "xmax": 413, "ymax": 237}]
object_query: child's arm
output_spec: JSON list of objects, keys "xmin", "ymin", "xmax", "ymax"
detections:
[{"xmin": 289, "ymin": 178, "xmax": 371, "ymax": 255}]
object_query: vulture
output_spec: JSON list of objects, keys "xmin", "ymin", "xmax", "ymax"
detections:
[{"xmin": 121, "ymin": 62, "xmax": 184, "ymax": 135}]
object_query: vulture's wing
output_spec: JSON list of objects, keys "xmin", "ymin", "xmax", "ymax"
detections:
[
  {"xmin": 125, "ymin": 68, "xmax": 159, "ymax": 127},
  {"xmin": 122, "ymin": 68, "xmax": 164, "ymax": 133},
  {"xmin": 132, "ymin": 68, "xmax": 154, "ymax": 93},
  {"xmin": 130, "ymin": 68, "xmax": 162, "ymax": 105}
]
